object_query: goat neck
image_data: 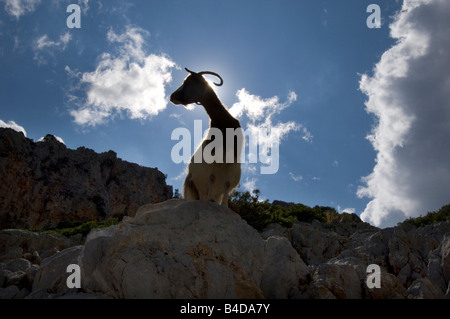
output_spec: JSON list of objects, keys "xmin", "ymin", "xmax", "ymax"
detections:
[{"xmin": 200, "ymin": 89, "xmax": 240, "ymax": 130}]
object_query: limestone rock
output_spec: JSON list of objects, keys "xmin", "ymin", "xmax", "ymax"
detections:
[
  {"xmin": 260, "ymin": 223, "xmax": 290, "ymax": 240},
  {"xmin": 406, "ymin": 278, "xmax": 444, "ymax": 299},
  {"xmin": 0, "ymin": 128, "xmax": 172, "ymax": 230},
  {"xmin": 80, "ymin": 200, "xmax": 307, "ymax": 299},
  {"xmin": 365, "ymin": 269, "xmax": 406, "ymax": 299},
  {"xmin": 0, "ymin": 285, "xmax": 20, "ymax": 299},
  {"xmin": 0, "ymin": 264, "xmax": 5, "ymax": 288},
  {"xmin": 260, "ymin": 236, "xmax": 309, "ymax": 298},
  {"xmin": 4, "ymin": 258, "xmax": 31, "ymax": 273},
  {"xmin": 32, "ymin": 246, "xmax": 83, "ymax": 294},
  {"xmin": 441, "ymin": 234, "xmax": 450, "ymax": 283},
  {"xmin": 426, "ymin": 252, "xmax": 446, "ymax": 293},
  {"xmin": 1, "ymin": 190, "xmax": 449, "ymax": 299},
  {"xmin": 291, "ymin": 221, "xmax": 347, "ymax": 265},
  {"xmin": 308, "ymin": 262, "xmax": 362, "ymax": 299},
  {"xmin": 0, "ymin": 229, "xmax": 80, "ymax": 263},
  {"xmin": 388, "ymin": 227, "xmax": 411, "ymax": 274},
  {"xmin": 81, "ymin": 200, "xmax": 263, "ymax": 298}
]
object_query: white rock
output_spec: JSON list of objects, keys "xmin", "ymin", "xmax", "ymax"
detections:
[
  {"xmin": 80, "ymin": 200, "xmax": 306, "ymax": 299},
  {"xmin": 261, "ymin": 236, "xmax": 309, "ymax": 298}
]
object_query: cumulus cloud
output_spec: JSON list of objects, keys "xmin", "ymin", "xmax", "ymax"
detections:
[
  {"xmin": 0, "ymin": 119, "xmax": 27, "ymax": 136},
  {"xmin": 68, "ymin": 26, "xmax": 176, "ymax": 126},
  {"xmin": 2, "ymin": 0, "xmax": 41, "ymax": 19},
  {"xmin": 228, "ymin": 88, "xmax": 311, "ymax": 187},
  {"xmin": 357, "ymin": 0, "xmax": 450, "ymax": 228},
  {"xmin": 230, "ymin": 89, "xmax": 297, "ymax": 122},
  {"xmin": 230, "ymin": 88, "xmax": 311, "ymax": 151}
]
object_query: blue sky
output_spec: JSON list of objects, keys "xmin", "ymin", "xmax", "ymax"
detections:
[{"xmin": 1, "ymin": 0, "xmax": 449, "ymax": 228}]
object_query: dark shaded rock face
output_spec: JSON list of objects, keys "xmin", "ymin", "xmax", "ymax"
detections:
[{"xmin": 0, "ymin": 128, "xmax": 172, "ymax": 230}]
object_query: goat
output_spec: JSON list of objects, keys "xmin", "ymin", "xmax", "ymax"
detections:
[{"xmin": 170, "ymin": 68, "xmax": 243, "ymax": 207}]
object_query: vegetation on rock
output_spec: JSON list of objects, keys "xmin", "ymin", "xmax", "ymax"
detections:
[
  {"xmin": 228, "ymin": 189, "xmax": 340, "ymax": 231},
  {"xmin": 401, "ymin": 204, "xmax": 450, "ymax": 228},
  {"xmin": 228, "ymin": 188, "xmax": 450, "ymax": 231},
  {"xmin": 29, "ymin": 218, "xmax": 119, "ymax": 237}
]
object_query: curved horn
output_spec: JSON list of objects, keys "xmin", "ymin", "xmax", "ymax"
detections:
[
  {"xmin": 184, "ymin": 68, "xmax": 224, "ymax": 87},
  {"xmin": 185, "ymin": 67, "xmax": 196, "ymax": 75},
  {"xmin": 198, "ymin": 71, "xmax": 224, "ymax": 87}
]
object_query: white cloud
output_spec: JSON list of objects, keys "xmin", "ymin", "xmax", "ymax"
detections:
[
  {"xmin": 244, "ymin": 164, "xmax": 258, "ymax": 174},
  {"xmin": 170, "ymin": 169, "xmax": 187, "ymax": 182},
  {"xmin": 69, "ymin": 26, "xmax": 177, "ymax": 126},
  {"xmin": 242, "ymin": 177, "xmax": 257, "ymax": 193},
  {"xmin": 34, "ymin": 31, "xmax": 72, "ymax": 64},
  {"xmin": 2, "ymin": 0, "xmax": 89, "ymax": 20},
  {"xmin": 0, "ymin": 119, "xmax": 27, "ymax": 136},
  {"xmin": 229, "ymin": 89, "xmax": 311, "ymax": 176},
  {"xmin": 2, "ymin": 0, "xmax": 41, "ymax": 19},
  {"xmin": 37, "ymin": 135, "xmax": 65, "ymax": 145},
  {"xmin": 357, "ymin": 0, "xmax": 450, "ymax": 228},
  {"xmin": 338, "ymin": 206, "xmax": 356, "ymax": 215},
  {"xmin": 229, "ymin": 89, "xmax": 309, "ymax": 176},
  {"xmin": 230, "ymin": 88, "xmax": 311, "ymax": 148},
  {"xmin": 289, "ymin": 172, "xmax": 303, "ymax": 182},
  {"xmin": 36, "ymin": 32, "xmax": 71, "ymax": 50},
  {"xmin": 300, "ymin": 126, "xmax": 313, "ymax": 143},
  {"xmin": 230, "ymin": 89, "xmax": 297, "ymax": 123}
]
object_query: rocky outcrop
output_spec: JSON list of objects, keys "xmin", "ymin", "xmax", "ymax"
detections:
[
  {"xmin": 272, "ymin": 213, "xmax": 450, "ymax": 299},
  {"xmin": 0, "ymin": 200, "xmax": 449, "ymax": 299},
  {"xmin": 0, "ymin": 128, "xmax": 173, "ymax": 230},
  {"xmin": 0, "ymin": 229, "xmax": 83, "ymax": 299},
  {"xmin": 0, "ymin": 200, "xmax": 309, "ymax": 299},
  {"xmin": 80, "ymin": 200, "xmax": 309, "ymax": 299}
]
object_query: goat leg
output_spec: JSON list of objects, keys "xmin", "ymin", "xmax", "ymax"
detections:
[
  {"xmin": 207, "ymin": 173, "xmax": 216, "ymax": 202},
  {"xmin": 220, "ymin": 181, "xmax": 231, "ymax": 207}
]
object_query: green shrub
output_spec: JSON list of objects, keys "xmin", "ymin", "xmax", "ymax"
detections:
[
  {"xmin": 228, "ymin": 189, "xmax": 339, "ymax": 231},
  {"xmin": 42, "ymin": 217, "xmax": 120, "ymax": 237},
  {"xmin": 400, "ymin": 204, "xmax": 450, "ymax": 228}
]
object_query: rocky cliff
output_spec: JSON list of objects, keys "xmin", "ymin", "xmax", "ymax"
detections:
[
  {"xmin": 0, "ymin": 127, "xmax": 448, "ymax": 299},
  {"xmin": 1, "ymin": 200, "xmax": 449, "ymax": 299},
  {"xmin": 0, "ymin": 128, "xmax": 173, "ymax": 230}
]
